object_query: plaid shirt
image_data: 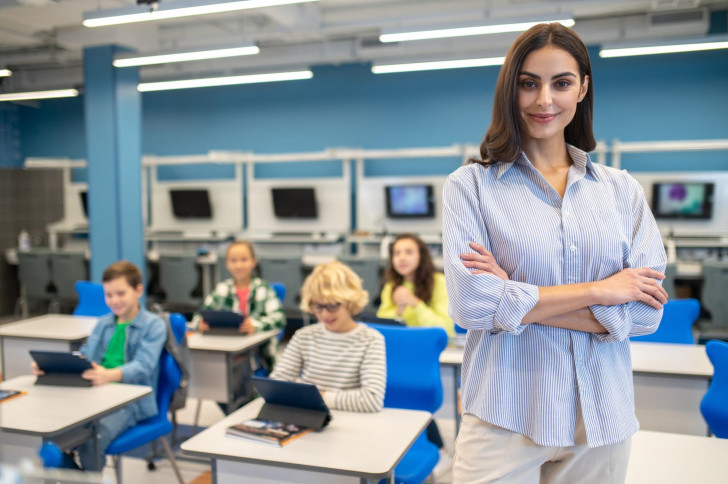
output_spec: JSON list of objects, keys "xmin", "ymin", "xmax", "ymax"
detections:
[{"xmin": 193, "ymin": 277, "xmax": 286, "ymax": 363}]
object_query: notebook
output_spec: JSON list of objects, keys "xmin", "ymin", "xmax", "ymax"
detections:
[{"xmin": 29, "ymin": 350, "xmax": 93, "ymax": 387}]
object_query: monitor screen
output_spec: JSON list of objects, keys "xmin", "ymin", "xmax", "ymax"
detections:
[
  {"xmin": 385, "ymin": 185, "xmax": 435, "ymax": 218},
  {"xmin": 652, "ymin": 182, "xmax": 714, "ymax": 220},
  {"xmin": 80, "ymin": 191, "xmax": 88, "ymax": 218},
  {"xmin": 169, "ymin": 189, "xmax": 213, "ymax": 219},
  {"xmin": 271, "ymin": 188, "xmax": 318, "ymax": 218}
]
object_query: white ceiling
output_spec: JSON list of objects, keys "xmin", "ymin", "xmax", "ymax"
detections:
[{"xmin": 0, "ymin": 0, "xmax": 726, "ymax": 91}]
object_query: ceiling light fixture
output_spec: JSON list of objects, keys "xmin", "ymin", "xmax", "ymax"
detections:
[
  {"xmin": 380, "ymin": 18, "xmax": 574, "ymax": 43},
  {"xmin": 114, "ymin": 45, "xmax": 260, "ymax": 67},
  {"xmin": 84, "ymin": 0, "xmax": 319, "ymax": 28},
  {"xmin": 137, "ymin": 70, "xmax": 313, "ymax": 92},
  {"xmin": 372, "ymin": 57, "xmax": 505, "ymax": 74},
  {"xmin": 0, "ymin": 89, "xmax": 79, "ymax": 102},
  {"xmin": 599, "ymin": 37, "xmax": 728, "ymax": 57},
  {"xmin": 0, "ymin": 69, "xmax": 11, "ymax": 77}
]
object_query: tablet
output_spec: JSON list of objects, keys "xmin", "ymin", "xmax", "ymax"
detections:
[
  {"xmin": 29, "ymin": 350, "xmax": 93, "ymax": 387},
  {"xmin": 199, "ymin": 310, "xmax": 244, "ymax": 329},
  {"xmin": 252, "ymin": 377, "xmax": 330, "ymax": 415}
]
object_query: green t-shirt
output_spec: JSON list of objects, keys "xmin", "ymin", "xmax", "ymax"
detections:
[{"xmin": 101, "ymin": 320, "xmax": 132, "ymax": 369}]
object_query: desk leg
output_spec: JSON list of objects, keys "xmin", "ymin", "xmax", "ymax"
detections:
[{"xmin": 91, "ymin": 420, "xmax": 101, "ymax": 472}]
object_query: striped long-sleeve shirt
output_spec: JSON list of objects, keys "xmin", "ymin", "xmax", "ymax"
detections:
[
  {"xmin": 270, "ymin": 323, "xmax": 386, "ymax": 413},
  {"xmin": 443, "ymin": 144, "xmax": 666, "ymax": 448}
]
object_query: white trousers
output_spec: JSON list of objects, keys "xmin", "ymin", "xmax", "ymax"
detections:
[{"xmin": 453, "ymin": 411, "xmax": 631, "ymax": 484}]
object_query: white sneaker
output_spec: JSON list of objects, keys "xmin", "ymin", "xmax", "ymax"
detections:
[{"xmin": 432, "ymin": 449, "xmax": 453, "ymax": 478}]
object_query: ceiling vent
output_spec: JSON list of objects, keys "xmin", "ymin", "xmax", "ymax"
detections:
[{"xmin": 648, "ymin": 8, "xmax": 709, "ymax": 34}]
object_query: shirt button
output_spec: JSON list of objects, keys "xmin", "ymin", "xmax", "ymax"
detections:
[
  {"xmin": 570, "ymin": 244, "xmax": 577, "ymax": 252},
  {"xmin": 564, "ymin": 210, "xmax": 570, "ymax": 217}
]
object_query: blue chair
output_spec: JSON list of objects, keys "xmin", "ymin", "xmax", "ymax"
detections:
[
  {"xmin": 369, "ymin": 324, "xmax": 448, "ymax": 484},
  {"xmin": 700, "ymin": 340, "xmax": 728, "ymax": 438},
  {"xmin": 73, "ymin": 281, "xmax": 111, "ymax": 317},
  {"xmin": 105, "ymin": 313, "xmax": 186, "ymax": 483},
  {"xmin": 270, "ymin": 281, "xmax": 286, "ymax": 304},
  {"xmin": 630, "ymin": 298, "xmax": 700, "ymax": 345}
]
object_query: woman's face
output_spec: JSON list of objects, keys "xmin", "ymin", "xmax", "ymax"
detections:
[
  {"xmin": 392, "ymin": 238, "xmax": 421, "ymax": 280},
  {"xmin": 517, "ymin": 45, "xmax": 588, "ymax": 143}
]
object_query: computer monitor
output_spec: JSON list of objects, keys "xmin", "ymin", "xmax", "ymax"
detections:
[
  {"xmin": 651, "ymin": 182, "xmax": 714, "ymax": 220},
  {"xmin": 169, "ymin": 189, "xmax": 213, "ymax": 219},
  {"xmin": 385, "ymin": 184, "xmax": 435, "ymax": 218},
  {"xmin": 80, "ymin": 191, "xmax": 88, "ymax": 218},
  {"xmin": 271, "ymin": 187, "xmax": 318, "ymax": 218}
]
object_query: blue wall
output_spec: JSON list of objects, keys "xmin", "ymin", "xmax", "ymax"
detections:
[{"xmin": 18, "ymin": 48, "xmax": 728, "ymax": 172}]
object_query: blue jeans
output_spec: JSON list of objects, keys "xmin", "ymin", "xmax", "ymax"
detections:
[{"xmin": 78, "ymin": 406, "xmax": 137, "ymax": 471}]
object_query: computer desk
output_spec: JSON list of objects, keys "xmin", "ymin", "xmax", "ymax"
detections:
[
  {"xmin": 0, "ymin": 375, "xmax": 150, "ymax": 474},
  {"xmin": 0, "ymin": 314, "xmax": 97, "ymax": 379},
  {"xmin": 440, "ymin": 341, "xmax": 713, "ymax": 438},
  {"xmin": 187, "ymin": 330, "xmax": 280, "ymax": 420},
  {"xmin": 180, "ymin": 398, "xmax": 431, "ymax": 484},
  {"xmin": 626, "ymin": 430, "xmax": 728, "ymax": 483}
]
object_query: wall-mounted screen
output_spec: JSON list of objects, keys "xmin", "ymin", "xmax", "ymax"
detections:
[
  {"xmin": 385, "ymin": 184, "xmax": 435, "ymax": 218},
  {"xmin": 80, "ymin": 191, "xmax": 89, "ymax": 218},
  {"xmin": 652, "ymin": 182, "xmax": 714, "ymax": 220},
  {"xmin": 169, "ymin": 189, "xmax": 213, "ymax": 219},
  {"xmin": 271, "ymin": 187, "xmax": 318, "ymax": 218}
]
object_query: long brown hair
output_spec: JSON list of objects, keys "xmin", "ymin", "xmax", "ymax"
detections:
[
  {"xmin": 470, "ymin": 22, "xmax": 595, "ymax": 166},
  {"xmin": 383, "ymin": 233, "xmax": 435, "ymax": 304}
]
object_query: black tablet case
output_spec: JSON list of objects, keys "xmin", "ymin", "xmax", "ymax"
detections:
[
  {"xmin": 252, "ymin": 376, "xmax": 332, "ymax": 430},
  {"xmin": 30, "ymin": 350, "xmax": 93, "ymax": 387},
  {"xmin": 199, "ymin": 310, "xmax": 244, "ymax": 335}
]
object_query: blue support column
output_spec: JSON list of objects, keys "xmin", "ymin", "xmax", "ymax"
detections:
[{"xmin": 83, "ymin": 45, "xmax": 145, "ymax": 283}]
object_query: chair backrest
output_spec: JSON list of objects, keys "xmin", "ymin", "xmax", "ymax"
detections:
[
  {"xmin": 270, "ymin": 282, "xmax": 286, "ymax": 303},
  {"xmin": 158, "ymin": 255, "xmax": 199, "ymax": 305},
  {"xmin": 702, "ymin": 261, "xmax": 728, "ymax": 329},
  {"xmin": 700, "ymin": 340, "xmax": 728, "ymax": 438},
  {"xmin": 258, "ymin": 256, "xmax": 303, "ymax": 311},
  {"xmin": 663, "ymin": 262, "xmax": 677, "ymax": 300},
  {"xmin": 368, "ymin": 324, "xmax": 448, "ymax": 413},
  {"xmin": 630, "ymin": 298, "xmax": 700, "ymax": 344},
  {"xmin": 154, "ymin": 313, "xmax": 186, "ymax": 418},
  {"xmin": 50, "ymin": 252, "xmax": 88, "ymax": 300},
  {"xmin": 73, "ymin": 280, "xmax": 112, "ymax": 317},
  {"xmin": 338, "ymin": 257, "xmax": 382, "ymax": 312},
  {"xmin": 17, "ymin": 250, "xmax": 53, "ymax": 299}
]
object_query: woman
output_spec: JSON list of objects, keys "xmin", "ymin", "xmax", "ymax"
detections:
[
  {"xmin": 377, "ymin": 233, "xmax": 454, "ymax": 336},
  {"xmin": 443, "ymin": 23, "xmax": 667, "ymax": 483}
]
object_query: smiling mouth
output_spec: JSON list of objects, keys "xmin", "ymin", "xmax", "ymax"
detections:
[{"xmin": 529, "ymin": 113, "xmax": 558, "ymax": 122}]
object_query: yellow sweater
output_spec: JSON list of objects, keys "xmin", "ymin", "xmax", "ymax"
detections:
[{"xmin": 376, "ymin": 272, "xmax": 453, "ymax": 336}]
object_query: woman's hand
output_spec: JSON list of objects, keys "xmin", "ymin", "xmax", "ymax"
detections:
[
  {"xmin": 392, "ymin": 286, "xmax": 419, "ymax": 310},
  {"xmin": 593, "ymin": 267, "xmax": 668, "ymax": 309},
  {"xmin": 198, "ymin": 318, "xmax": 210, "ymax": 332},
  {"xmin": 461, "ymin": 242, "xmax": 509, "ymax": 280},
  {"xmin": 239, "ymin": 318, "xmax": 255, "ymax": 335},
  {"xmin": 30, "ymin": 361, "xmax": 44, "ymax": 376},
  {"xmin": 81, "ymin": 362, "xmax": 118, "ymax": 386}
]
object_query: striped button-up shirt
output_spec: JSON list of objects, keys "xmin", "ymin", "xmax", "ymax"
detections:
[{"xmin": 443, "ymin": 145, "xmax": 666, "ymax": 448}]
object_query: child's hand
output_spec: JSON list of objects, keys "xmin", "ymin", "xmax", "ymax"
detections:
[
  {"xmin": 239, "ymin": 318, "xmax": 254, "ymax": 335},
  {"xmin": 82, "ymin": 362, "xmax": 115, "ymax": 386},
  {"xmin": 198, "ymin": 319, "xmax": 210, "ymax": 332},
  {"xmin": 392, "ymin": 286, "xmax": 419, "ymax": 308},
  {"xmin": 30, "ymin": 361, "xmax": 44, "ymax": 376},
  {"xmin": 461, "ymin": 242, "xmax": 509, "ymax": 280}
]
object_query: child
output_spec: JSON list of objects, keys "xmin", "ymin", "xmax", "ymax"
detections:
[
  {"xmin": 270, "ymin": 260, "xmax": 386, "ymax": 413},
  {"xmin": 194, "ymin": 240, "xmax": 286, "ymax": 369},
  {"xmin": 377, "ymin": 233, "xmax": 454, "ymax": 337},
  {"xmin": 34, "ymin": 260, "xmax": 166, "ymax": 470}
]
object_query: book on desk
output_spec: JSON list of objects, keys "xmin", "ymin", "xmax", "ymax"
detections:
[{"xmin": 226, "ymin": 419, "xmax": 313, "ymax": 447}]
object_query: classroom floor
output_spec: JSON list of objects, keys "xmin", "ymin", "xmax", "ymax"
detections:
[{"xmin": 99, "ymin": 398, "xmax": 456, "ymax": 484}]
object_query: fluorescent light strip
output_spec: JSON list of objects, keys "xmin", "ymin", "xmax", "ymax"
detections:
[
  {"xmin": 600, "ymin": 40, "xmax": 728, "ymax": 58},
  {"xmin": 138, "ymin": 70, "xmax": 313, "ymax": 92},
  {"xmin": 0, "ymin": 69, "xmax": 11, "ymax": 77},
  {"xmin": 372, "ymin": 57, "xmax": 505, "ymax": 74},
  {"xmin": 84, "ymin": 0, "xmax": 318, "ymax": 27},
  {"xmin": 114, "ymin": 46, "xmax": 260, "ymax": 67},
  {"xmin": 0, "ymin": 89, "xmax": 79, "ymax": 102},
  {"xmin": 380, "ymin": 19, "xmax": 574, "ymax": 43}
]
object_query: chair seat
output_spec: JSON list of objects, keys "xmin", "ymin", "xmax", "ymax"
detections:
[
  {"xmin": 392, "ymin": 432, "xmax": 439, "ymax": 484},
  {"xmin": 105, "ymin": 416, "xmax": 173, "ymax": 455}
]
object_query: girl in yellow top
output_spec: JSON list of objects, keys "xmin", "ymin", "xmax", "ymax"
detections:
[{"xmin": 377, "ymin": 233, "xmax": 454, "ymax": 337}]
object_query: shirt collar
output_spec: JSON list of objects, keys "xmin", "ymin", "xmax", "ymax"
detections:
[{"xmin": 494, "ymin": 144, "xmax": 600, "ymax": 181}]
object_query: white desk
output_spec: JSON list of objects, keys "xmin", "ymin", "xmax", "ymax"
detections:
[
  {"xmin": 181, "ymin": 398, "xmax": 431, "ymax": 484},
  {"xmin": 0, "ymin": 375, "xmax": 150, "ymax": 474},
  {"xmin": 626, "ymin": 430, "xmax": 728, "ymax": 483},
  {"xmin": 440, "ymin": 341, "xmax": 713, "ymax": 437},
  {"xmin": 187, "ymin": 330, "xmax": 280, "ymax": 407},
  {"xmin": 0, "ymin": 315, "xmax": 97, "ymax": 379}
]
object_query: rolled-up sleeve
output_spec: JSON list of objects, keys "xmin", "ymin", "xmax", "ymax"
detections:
[
  {"xmin": 443, "ymin": 169, "xmax": 539, "ymax": 334},
  {"xmin": 591, "ymin": 178, "xmax": 666, "ymax": 342}
]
